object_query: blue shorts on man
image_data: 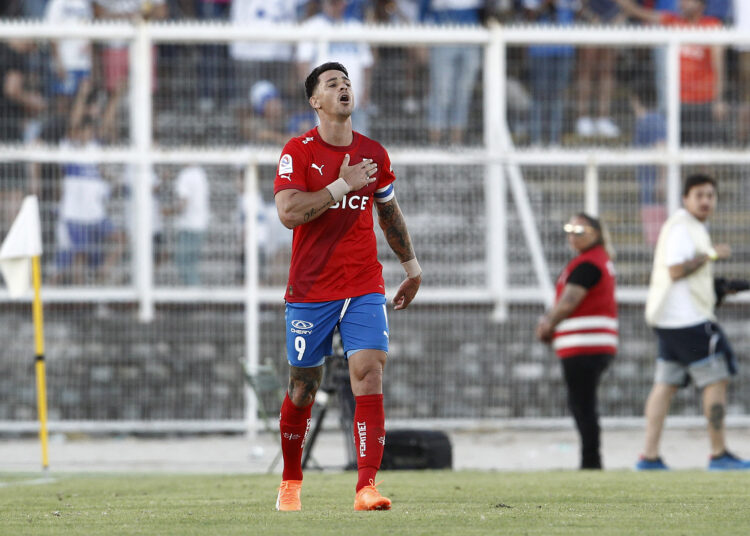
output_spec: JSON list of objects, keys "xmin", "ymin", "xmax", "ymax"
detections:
[
  {"xmin": 653, "ymin": 321, "xmax": 736, "ymax": 388},
  {"xmin": 284, "ymin": 293, "xmax": 389, "ymax": 368}
]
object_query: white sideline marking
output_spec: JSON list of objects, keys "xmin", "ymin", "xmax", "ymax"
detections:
[{"xmin": 0, "ymin": 477, "xmax": 57, "ymax": 488}]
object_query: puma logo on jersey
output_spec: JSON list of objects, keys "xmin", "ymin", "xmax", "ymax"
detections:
[
  {"xmin": 302, "ymin": 136, "xmax": 314, "ymax": 144},
  {"xmin": 311, "ymin": 163, "xmax": 325, "ymax": 175}
]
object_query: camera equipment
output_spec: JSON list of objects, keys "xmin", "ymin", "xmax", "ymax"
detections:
[{"xmin": 714, "ymin": 277, "xmax": 750, "ymax": 307}]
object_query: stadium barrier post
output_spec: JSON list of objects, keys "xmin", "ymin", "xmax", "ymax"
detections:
[{"xmin": 244, "ymin": 162, "xmax": 260, "ymax": 439}]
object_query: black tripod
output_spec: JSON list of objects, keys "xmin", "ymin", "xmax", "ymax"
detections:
[{"xmin": 301, "ymin": 336, "xmax": 357, "ymax": 471}]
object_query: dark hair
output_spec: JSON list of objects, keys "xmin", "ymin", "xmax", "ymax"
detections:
[
  {"xmin": 682, "ymin": 174, "xmax": 716, "ymax": 197},
  {"xmin": 304, "ymin": 62, "xmax": 349, "ymax": 100},
  {"xmin": 575, "ymin": 212, "xmax": 616, "ymax": 259}
]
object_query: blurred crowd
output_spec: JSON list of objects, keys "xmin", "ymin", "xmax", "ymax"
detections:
[
  {"xmin": 0, "ymin": 0, "xmax": 745, "ymax": 148},
  {"xmin": 0, "ymin": 0, "xmax": 748, "ymax": 285}
]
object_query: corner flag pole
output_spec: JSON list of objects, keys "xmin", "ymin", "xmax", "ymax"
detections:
[
  {"xmin": 32, "ymin": 255, "xmax": 49, "ymax": 470},
  {"xmin": 0, "ymin": 195, "xmax": 48, "ymax": 471}
]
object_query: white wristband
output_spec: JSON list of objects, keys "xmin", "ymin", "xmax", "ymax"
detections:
[
  {"xmin": 401, "ymin": 258, "xmax": 422, "ymax": 279},
  {"xmin": 325, "ymin": 177, "xmax": 350, "ymax": 203}
]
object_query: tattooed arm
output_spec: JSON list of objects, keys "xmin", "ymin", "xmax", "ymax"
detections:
[
  {"xmin": 376, "ymin": 197, "xmax": 421, "ymax": 310},
  {"xmin": 668, "ymin": 243, "xmax": 730, "ymax": 281},
  {"xmin": 535, "ymin": 284, "xmax": 588, "ymax": 343},
  {"xmin": 275, "ymin": 188, "xmax": 338, "ymax": 229}
]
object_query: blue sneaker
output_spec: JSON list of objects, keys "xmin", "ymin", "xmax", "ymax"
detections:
[
  {"xmin": 708, "ymin": 451, "xmax": 750, "ymax": 471},
  {"xmin": 635, "ymin": 455, "xmax": 669, "ymax": 471}
]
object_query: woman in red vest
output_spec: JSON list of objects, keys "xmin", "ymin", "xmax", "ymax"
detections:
[{"xmin": 536, "ymin": 213, "xmax": 618, "ymax": 469}]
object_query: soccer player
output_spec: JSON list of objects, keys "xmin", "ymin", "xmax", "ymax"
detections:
[
  {"xmin": 639, "ymin": 175, "xmax": 750, "ymax": 470},
  {"xmin": 272, "ymin": 62, "xmax": 422, "ymax": 511}
]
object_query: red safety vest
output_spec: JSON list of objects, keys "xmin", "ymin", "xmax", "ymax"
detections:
[{"xmin": 552, "ymin": 244, "xmax": 618, "ymax": 359}]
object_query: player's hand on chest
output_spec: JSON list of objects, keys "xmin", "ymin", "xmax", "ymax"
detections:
[{"xmin": 307, "ymin": 153, "xmax": 377, "ymax": 213}]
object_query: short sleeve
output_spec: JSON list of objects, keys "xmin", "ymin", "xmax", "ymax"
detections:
[
  {"xmin": 664, "ymin": 223, "xmax": 696, "ymax": 266},
  {"xmin": 374, "ymin": 146, "xmax": 396, "ymax": 203},
  {"xmin": 377, "ymin": 147, "xmax": 395, "ymax": 188},
  {"xmin": 274, "ymin": 139, "xmax": 308, "ymax": 195},
  {"xmin": 566, "ymin": 262, "xmax": 602, "ymax": 289}
]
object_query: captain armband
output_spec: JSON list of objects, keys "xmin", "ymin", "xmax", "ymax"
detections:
[
  {"xmin": 325, "ymin": 178, "xmax": 351, "ymax": 203},
  {"xmin": 401, "ymin": 258, "xmax": 422, "ymax": 279}
]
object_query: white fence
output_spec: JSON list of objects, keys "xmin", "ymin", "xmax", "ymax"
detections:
[{"xmin": 1, "ymin": 21, "xmax": 749, "ymax": 433}]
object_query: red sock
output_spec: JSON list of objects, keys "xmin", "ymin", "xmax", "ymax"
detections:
[
  {"xmin": 279, "ymin": 393, "xmax": 313, "ymax": 481},
  {"xmin": 353, "ymin": 394, "xmax": 385, "ymax": 492}
]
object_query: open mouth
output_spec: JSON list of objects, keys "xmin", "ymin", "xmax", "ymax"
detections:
[{"xmin": 339, "ymin": 93, "xmax": 350, "ymax": 104}]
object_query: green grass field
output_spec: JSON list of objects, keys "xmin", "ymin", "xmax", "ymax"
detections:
[{"xmin": 1, "ymin": 470, "xmax": 748, "ymax": 535}]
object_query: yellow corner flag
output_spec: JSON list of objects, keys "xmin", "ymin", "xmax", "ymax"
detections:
[{"xmin": 0, "ymin": 195, "xmax": 49, "ymax": 470}]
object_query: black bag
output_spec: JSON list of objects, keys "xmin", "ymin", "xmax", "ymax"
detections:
[{"xmin": 380, "ymin": 429, "xmax": 452, "ymax": 470}]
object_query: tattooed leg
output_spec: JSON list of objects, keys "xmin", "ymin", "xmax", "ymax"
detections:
[
  {"xmin": 703, "ymin": 380, "xmax": 728, "ymax": 456},
  {"xmin": 709, "ymin": 403, "xmax": 725, "ymax": 431},
  {"xmin": 288, "ymin": 365, "xmax": 323, "ymax": 407}
]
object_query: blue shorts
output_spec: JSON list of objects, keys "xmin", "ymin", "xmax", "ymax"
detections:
[
  {"xmin": 654, "ymin": 321, "xmax": 737, "ymax": 388},
  {"xmin": 58, "ymin": 220, "xmax": 115, "ymax": 267},
  {"xmin": 285, "ymin": 293, "xmax": 389, "ymax": 368},
  {"xmin": 52, "ymin": 70, "xmax": 90, "ymax": 96}
]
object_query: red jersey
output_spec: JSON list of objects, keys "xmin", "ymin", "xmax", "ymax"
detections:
[
  {"xmin": 552, "ymin": 245, "xmax": 618, "ymax": 359},
  {"xmin": 274, "ymin": 127, "xmax": 396, "ymax": 302},
  {"xmin": 660, "ymin": 13, "xmax": 722, "ymax": 104}
]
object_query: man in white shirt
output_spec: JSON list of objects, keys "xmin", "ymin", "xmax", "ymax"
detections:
[
  {"xmin": 638, "ymin": 174, "xmax": 749, "ymax": 471},
  {"xmin": 171, "ymin": 165, "xmax": 209, "ymax": 285}
]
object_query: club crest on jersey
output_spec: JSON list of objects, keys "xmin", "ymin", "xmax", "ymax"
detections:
[{"xmin": 279, "ymin": 154, "xmax": 293, "ymax": 175}]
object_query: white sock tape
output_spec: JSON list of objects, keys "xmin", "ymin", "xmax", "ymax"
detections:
[
  {"xmin": 401, "ymin": 258, "xmax": 422, "ymax": 279},
  {"xmin": 325, "ymin": 177, "xmax": 350, "ymax": 203}
]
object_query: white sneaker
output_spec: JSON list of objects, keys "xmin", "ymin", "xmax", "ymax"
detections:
[
  {"xmin": 576, "ymin": 117, "xmax": 596, "ymax": 137},
  {"xmin": 595, "ymin": 117, "xmax": 620, "ymax": 138}
]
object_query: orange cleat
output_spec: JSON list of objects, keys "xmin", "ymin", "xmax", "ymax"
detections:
[
  {"xmin": 276, "ymin": 480, "xmax": 302, "ymax": 511},
  {"xmin": 353, "ymin": 480, "xmax": 392, "ymax": 511}
]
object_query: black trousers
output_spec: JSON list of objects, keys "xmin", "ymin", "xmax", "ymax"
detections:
[{"xmin": 561, "ymin": 353, "xmax": 614, "ymax": 469}]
